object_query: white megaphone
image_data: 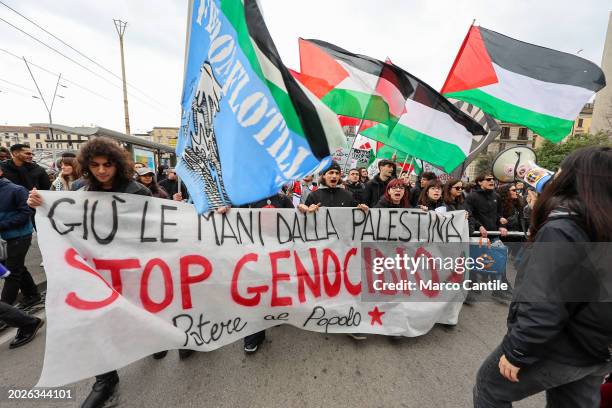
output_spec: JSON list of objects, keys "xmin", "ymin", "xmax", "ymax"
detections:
[{"xmin": 491, "ymin": 146, "xmax": 553, "ymax": 193}]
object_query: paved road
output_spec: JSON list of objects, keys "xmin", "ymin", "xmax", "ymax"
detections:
[{"xmin": 0, "ymin": 238, "xmax": 544, "ymax": 407}]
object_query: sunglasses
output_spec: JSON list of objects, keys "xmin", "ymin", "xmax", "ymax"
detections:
[
  {"xmin": 484, "ymin": 177, "xmax": 494, "ymax": 182},
  {"xmin": 452, "ymin": 186, "xmax": 463, "ymax": 190}
]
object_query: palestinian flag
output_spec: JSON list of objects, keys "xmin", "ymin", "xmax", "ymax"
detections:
[
  {"xmin": 298, "ymin": 39, "xmax": 391, "ymax": 123},
  {"xmin": 297, "ymin": 39, "xmax": 486, "ymax": 173},
  {"xmin": 442, "ymin": 26, "xmax": 606, "ymax": 142},
  {"xmin": 359, "ymin": 62, "xmax": 486, "ymax": 173}
]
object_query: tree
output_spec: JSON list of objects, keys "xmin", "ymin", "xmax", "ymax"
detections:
[
  {"xmin": 535, "ymin": 132, "xmax": 611, "ymax": 171},
  {"xmin": 474, "ymin": 152, "xmax": 496, "ymax": 176}
]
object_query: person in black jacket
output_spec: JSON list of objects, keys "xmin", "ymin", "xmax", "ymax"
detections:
[
  {"xmin": 465, "ymin": 172, "xmax": 507, "ymax": 238},
  {"xmin": 299, "ymin": 161, "xmax": 368, "ymax": 340},
  {"xmin": 344, "ymin": 168, "xmax": 365, "ymax": 203},
  {"xmin": 0, "ymin": 167, "xmax": 40, "ymax": 307},
  {"xmin": 443, "ymin": 178, "xmax": 474, "ymax": 231},
  {"xmin": 473, "ymin": 146, "xmax": 612, "ymax": 407},
  {"xmin": 409, "ymin": 171, "xmax": 436, "ymax": 207},
  {"xmin": 497, "ymin": 184, "xmax": 525, "ymax": 233},
  {"xmin": 27, "ymin": 137, "xmax": 192, "ymax": 408},
  {"xmin": 417, "ymin": 180, "xmax": 445, "ymax": 211},
  {"xmin": 301, "ymin": 162, "xmax": 367, "ymax": 210},
  {"xmin": 361, "ymin": 159, "xmax": 395, "ymax": 207},
  {"xmin": 159, "ymin": 168, "xmax": 189, "ymax": 200},
  {"xmin": 0, "ymin": 144, "xmax": 51, "ymax": 191},
  {"xmin": 373, "ymin": 179, "xmax": 409, "ymax": 208}
]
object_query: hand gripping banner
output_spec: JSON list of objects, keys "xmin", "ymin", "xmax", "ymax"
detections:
[{"xmin": 35, "ymin": 192, "xmax": 469, "ymax": 386}]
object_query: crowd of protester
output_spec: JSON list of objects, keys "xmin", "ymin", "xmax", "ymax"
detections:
[{"xmin": 0, "ymin": 140, "xmax": 610, "ymax": 407}]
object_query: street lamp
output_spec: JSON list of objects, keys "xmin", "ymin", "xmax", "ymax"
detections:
[{"xmin": 24, "ymin": 57, "xmax": 67, "ymax": 152}]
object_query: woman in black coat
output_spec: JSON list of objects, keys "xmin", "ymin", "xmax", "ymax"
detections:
[
  {"xmin": 417, "ymin": 179, "xmax": 445, "ymax": 211},
  {"xmin": 473, "ymin": 146, "xmax": 612, "ymax": 407},
  {"xmin": 374, "ymin": 178, "xmax": 409, "ymax": 208}
]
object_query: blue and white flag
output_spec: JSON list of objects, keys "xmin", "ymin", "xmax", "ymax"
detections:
[{"xmin": 177, "ymin": 0, "xmax": 346, "ymax": 213}]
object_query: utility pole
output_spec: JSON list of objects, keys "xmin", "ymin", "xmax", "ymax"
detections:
[
  {"xmin": 113, "ymin": 19, "xmax": 131, "ymax": 135},
  {"xmin": 24, "ymin": 57, "xmax": 66, "ymax": 149}
]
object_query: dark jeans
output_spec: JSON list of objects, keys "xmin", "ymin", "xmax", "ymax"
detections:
[
  {"xmin": 0, "ymin": 301, "xmax": 38, "ymax": 328},
  {"xmin": 244, "ymin": 330, "xmax": 265, "ymax": 346},
  {"xmin": 474, "ymin": 344, "xmax": 612, "ymax": 407},
  {"xmin": 1, "ymin": 235, "xmax": 38, "ymax": 305}
]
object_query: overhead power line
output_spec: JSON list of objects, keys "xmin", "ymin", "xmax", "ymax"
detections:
[
  {"xmin": 0, "ymin": 47, "xmax": 111, "ymax": 101},
  {"xmin": 0, "ymin": 0, "xmax": 170, "ymax": 110},
  {"xmin": 0, "ymin": 16, "xmax": 169, "ymax": 113},
  {"xmin": 0, "ymin": 76, "xmax": 34, "ymax": 93}
]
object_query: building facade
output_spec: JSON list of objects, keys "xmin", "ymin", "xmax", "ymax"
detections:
[
  {"xmin": 570, "ymin": 103, "xmax": 593, "ymax": 136},
  {"xmin": 591, "ymin": 11, "xmax": 612, "ymax": 135},
  {"xmin": 149, "ymin": 127, "xmax": 179, "ymax": 147},
  {"xmin": 0, "ymin": 125, "xmax": 87, "ymax": 152}
]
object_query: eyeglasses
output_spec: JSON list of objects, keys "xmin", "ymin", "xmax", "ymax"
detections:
[
  {"xmin": 484, "ymin": 177, "xmax": 494, "ymax": 181},
  {"xmin": 452, "ymin": 186, "xmax": 463, "ymax": 190}
]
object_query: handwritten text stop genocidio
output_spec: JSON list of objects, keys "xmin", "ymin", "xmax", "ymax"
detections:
[
  {"xmin": 36, "ymin": 191, "xmax": 473, "ymax": 386},
  {"xmin": 44, "ymin": 193, "xmax": 469, "ymax": 311}
]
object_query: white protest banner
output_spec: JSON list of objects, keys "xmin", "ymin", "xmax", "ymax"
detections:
[{"xmin": 35, "ymin": 191, "xmax": 468, "ymax": 387}]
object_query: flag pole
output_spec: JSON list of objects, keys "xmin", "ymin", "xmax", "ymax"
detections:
[
  {"xmin": 343, "ymin": 119, "xmax": 363, "ymax": 174},
  {"xmin": 400, "ymin": 155, "xmax": 409, "ymax": 172}
]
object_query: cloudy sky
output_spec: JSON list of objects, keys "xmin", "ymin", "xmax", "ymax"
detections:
[{"xmin": 0, "ymin": 0, "xmax": 609, "ymax": 134}]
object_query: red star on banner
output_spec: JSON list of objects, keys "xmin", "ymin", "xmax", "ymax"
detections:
[{"xmin": 368, "ymin": 306, "xmax": 385, "ymax": 326}]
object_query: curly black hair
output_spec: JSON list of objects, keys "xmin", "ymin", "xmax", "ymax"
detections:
[{"xmin": 77, "ymin": 137, "xmax": 134, "ymax": 188}]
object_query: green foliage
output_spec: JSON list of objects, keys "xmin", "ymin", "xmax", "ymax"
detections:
[
  {"xmin": 535, "ymin": 132, "xmax": 611, "ymax": 171},
  {"xmin": 474, "ymin": 152, "xmax": 496, "ymax": 176}
]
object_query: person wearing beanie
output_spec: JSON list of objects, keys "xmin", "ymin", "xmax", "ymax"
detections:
[
  {"xmin": 299, "ymin": 161, "xmax": 367, "ymax": 210},
  {"xmin": 298, "ymin": 161, "xmax": 368, "ymax": 341}
]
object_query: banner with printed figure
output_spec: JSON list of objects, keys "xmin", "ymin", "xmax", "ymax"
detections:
[
  {"xmin": 177, "ymin": 0, "xmax": 346, "ymax": 214},
  {"xmin": 35, "ymin": 191, "xmax": 469, "ymax": 387}
]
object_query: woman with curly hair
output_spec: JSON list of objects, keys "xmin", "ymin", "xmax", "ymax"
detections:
[
  {"xmin": 498, "ymin": 184, "xmax": 525, "ymax": 232},
  {"xmin": 51, "ymin": 156, "xmax": 81, "ymax": 191},
  {"xmin": 70, "ymin": 137, "xmax": 149, "ymax": 194},
  {"xmin": 27, "ymin": 136, "xmax": 158, "ymax": 408}
]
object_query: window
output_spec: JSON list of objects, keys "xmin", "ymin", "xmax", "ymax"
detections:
[
  {"xmin": 577, "ymin": 118, "xmax": 584, "ymax": 128},
  {"xmin": 46, "ymin": 143, "xmax": 52, "ymax": 148},
  {"xmin": 500, "ymin": 127, "xmax": 510, "ymax": 140},
  {"xmin": 36, "ymin": 134, "xmax": 40, "ymax": 140},
  {"xmin": 13, "ymin": 133, "xmax": 18, "ymax": 136},
  {"xmin": 518, "ymin": 127, "xmax": 528, "ymax": 140},
  {"xmin": 36, "ymin": 143, "xmax": 42, "ymax": 149},
  {"xmin": 67, "ymin": 134, "xmax": 72, "ymax": 141}
]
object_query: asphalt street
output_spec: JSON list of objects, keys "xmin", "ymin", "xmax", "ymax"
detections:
[{"xmin": 0, "ymin": 237, "xmax": 544, "ymax": 408}]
